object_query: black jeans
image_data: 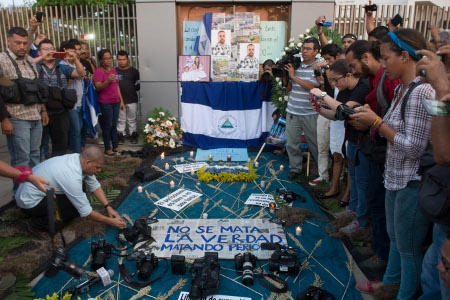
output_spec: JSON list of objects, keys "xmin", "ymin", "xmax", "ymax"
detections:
[
  {"xmin": 47, "ymin": 110, "xmax": 70, "ymax": 157},
  {"xmin": 21, "ymin": 193, "xmax": 80, "ymax": 232}
]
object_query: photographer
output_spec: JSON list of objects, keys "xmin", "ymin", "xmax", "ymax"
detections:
[
  {"xmin": 284, "ymin": 37, "xmax": 323, "ymax": 181},
  {"xmin": 316, "ymin": 16, "xmax": 357, "ymax": 50},
  {"xmin": 15, "ymin": 146, "xmax": 126, "ymax": 240}
]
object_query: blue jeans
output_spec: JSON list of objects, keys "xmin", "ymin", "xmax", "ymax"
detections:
[
  {"xmin": 68, "ymin": 107, "xmax": 83, "ymax": 153},
  {"xmin": 99, "ymin": 103, "xmax": 120, "ymax": 151},
  {"xmin": 367, "ymin": 161, "xmax": 390, "ymax": 261},
  {"xmin": 383, "ymin": 180, "xmax": 430, "ymax": 300},
  {"xmin": 346, "ymin": 141, "xmax": 369, "ymax": 227},
  {"xmin": 419, "ymin": 223, "xmax": 450, "ymax": 300},
  {"xmin": 6, "ymin": 117, "xmax": 42, "ymax": 193}
]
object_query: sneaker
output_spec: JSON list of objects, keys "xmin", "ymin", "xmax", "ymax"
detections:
[
  {"xmin": 351, "ymin": 246, "xmax": 376, "ymax": 262},
  {"xmin": 332, "ymin": 209, "xmax": 355, "ymax": 218},
  {"xmin": 94, "ymin": 137, "xmax": 104, "ymax": 145},
  {"xmin": 339, "ymin": 220, "xmax": 361, "ymax": 235},
  {"xmin": 130, "ymin": 132, "xmax": 138, "ymax": 144},
  {"xmin": 118, "ymin": 133, "xmax": 125, "ymax": 145},
  {"xmin": 359, "ymin": 255, "xmax": 387, "ymax": 271},
  {"xmin": 288, "ymin": 171, "xmax": 300, "ymax": 180},
  {"xmin": 309, "ymin": 176, "xmax": 324, "ymax": 186}
]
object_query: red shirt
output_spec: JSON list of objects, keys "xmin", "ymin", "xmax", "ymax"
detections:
[{"xmin": 366, "ymin": 67, "xmax": 401, "ymax": 115}]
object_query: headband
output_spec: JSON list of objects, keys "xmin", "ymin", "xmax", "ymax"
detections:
[
  {"xmin": 387, "ymin": 31, "xmax": 420, "ymax": 60},
  {"xmin": 343, "ymin": 34, "xmax": 357, "ymax": 41}
]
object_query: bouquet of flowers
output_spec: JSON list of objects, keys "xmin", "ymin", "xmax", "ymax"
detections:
[
  {"xmin": 271, "ymin": 26, "xmax": 342, "ymax": 116},
  {"xmin": 143, "ymin": 107, "xmax": 183, "ymax": 148}
]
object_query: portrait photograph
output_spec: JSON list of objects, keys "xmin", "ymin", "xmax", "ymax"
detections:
[{"xmin": 178, "ymin": 55, "xmax": 211, "ymax": 82}]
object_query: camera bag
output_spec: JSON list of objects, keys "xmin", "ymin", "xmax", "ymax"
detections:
[
  {"xmin": 134, "ymin": 165, "xmax": 162, "ymax": 182},
  {"xmin": 296, "ymin": 286, "xmax": 336, "ymax": 300}
]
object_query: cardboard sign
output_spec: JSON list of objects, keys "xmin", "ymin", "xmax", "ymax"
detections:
[
  {"xmin": 173, "ymin": 162, "xmax": 208, "ymax": 173},
  {"xmin": 260, "ymin": 21, "xmax": 286, "ymax": 63},
  {"xmin": 178, "ymin": 291, "xmax": 251, "ymax": 300},
  {"xmin": 155, "ymin": 189, "xmax": 202, "ymax": 211}
]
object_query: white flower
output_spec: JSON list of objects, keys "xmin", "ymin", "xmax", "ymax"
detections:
[
  {"xmin": 156, "ymin": 140, "xmax": 163, "ymax": 146},
  {"xmin": 305, "ymin": 28, "xmax": 310, "ymax": 33},
  {"xmin": 284, "ymin": 96, "xmax": 289, "ymax": 101},
  {"xmin": 278, "ymin": 97, "xmax": 282, "ymax": 101},
  {"xmin": 169, "ymin": 139, "xmax": 176, "ymax": 148},
  {"xmin": 297, "ymin": 42, "xmax": 302, "ymax": 47},
  {"xmin": 328, "ymin": 40, "xmax": 332, "ymax": 44},
  {"xmin": 144, "ymin": 124, "xmax": 150, "ymax": 133},
  {"xmin": 169, "ymin": 130, "xmax": 176, "ymax": 136},
  {"xmin": 289, "ymin": 37, "xmax": 294, "ymax": 43},
  {"xmin": 299, "ymin": 34, "xmax": 304, "ymax": 39},
  {"xmin": 275, "ymin": 77, "xmax": 280, "ymax": 82},
  {"xmin": 289, "ymin": 43, "xmax": 294, "ymax": 48},
  {"xmin": 166, "ymin": 120, "xmax": 173, "ymax": 127},
  {"xmin": 159, "ymin": 112, "xmax": 165, "ymax": 116},
  {"xmin": 284, "ymin": 47, "xmax": 289, "ymax": 51},
  {"xmin": 306, "ymin": 35, "xmax": 311, "ymax": 39},
  {"xmin": 278, "ymin": 81, "xmax": 282, "ymax": 86},
  {"xmin": 148, "ymin": 118, "xmax": 155, "ymax": 122}
]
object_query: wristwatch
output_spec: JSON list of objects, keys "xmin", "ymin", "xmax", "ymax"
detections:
[{"xmin": 320, "ymin": 91, "xmax": 327, "ymax": 100}]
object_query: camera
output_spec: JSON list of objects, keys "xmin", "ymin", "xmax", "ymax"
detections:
[
  {"xmin": 261, "ymin": 71, "xmax": 273, "ymax": 83},
  {"xmin": 276, "ymin": 189, "xmax": 303, "ymax": 203},
  {"xmin": 136, "ymin": 253, "xmax": 159, "ymax": 281},
  {"xmin": 334, "ymin": 104, "xmax": 357, "ymax": 121},
  {"xmin": 44, "ymin": 248, "xmax": 84, "ymax": 278},
  {"xmin": 122, "ymin": 216, "xmax": 155, "ymax": 243},
  {"xmin": 364, "ymin": 4, "xmax": 377, "ymax": 11},
  {"xmin": 171, "ymin": 255, "xmax": 186, "ymax": 275},
  {"xmin": 35, "ymin": 11, "xmax": 44, "ymax": 22},
  {"xmin": 262, "ymin": 243, "xmax": 300, "ymax": 275},
  {"xmin": 314, "ymin": 69, "xmax": 322, "ymax": 77},
  {"xmin": 90, "ymin": 239, "xmax": 113, "ymax": 271},
  {"xmin": 189, "ymin": 252, "xmax": 220, "ymax": 300},
  {"xmin": 234, "ymin": 252, "xmax": 257, "ymax": 286},
  {"xmin": 272, "ymin": 49, "xmax": 302, "ymax": 80}
]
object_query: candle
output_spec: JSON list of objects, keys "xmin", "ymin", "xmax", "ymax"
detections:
[
  {"xmin": 180, "ymin": 157, "xmax": 184, "ymax": 163},
  {"xmin": 260, "ymin": 180, "xmax": 265, "ymax": 188},
  {"xmin": 137, "ymin": 186, "xmax": 143, "ymax": 193},
  {"xmin": 165, "ymin": 163, "xmax": 169, "ymax": 170},
  {"xmin": 161, "ymin": 152, "xmax": 165, "ymax": 160},
  {"xmin": 203, "ymin": 213, "xmax": 208, "ymax": 219},
  {"xmin": 196, "ymin": 180, "xmax": 201, "ymax": 186},
  {"xmin": 296, "ymin": 226, "xmax": 302, "ymax": 236},
  {"xmin": 190, "ymin": 168, "xmax": 195, "ymax": 175},
  {"xmin": 170, "ymin": 180, "xmax": 175, "ymax": 188},
  {"xmin": 269, "ymin": 202, "xmax": 276, "ymax": 213},
  {"xmin": 254, "ymin": 161, "xmax": 259, "ymax": 168},
  {"xmin": 209, "ymin": 154, "xmax": 213, "ymax": 159},
  {"xmin": 280, "ymin": 165, "xmax": 284, "ymax": 171},
  {"xmin": 227, "ymin": 155, "xmax": 231, "ymax": 162},
  {"xmin": 190, "ymin": 151, "xmax": 194, "ymax": 157}
]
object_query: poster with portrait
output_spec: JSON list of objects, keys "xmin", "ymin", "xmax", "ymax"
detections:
[
  {"xmin": 178, "ymin": 55, "xmax": 210, "ymax": 82},
  {"xmin": 211, "ymin": 29, "xmax": 232, "ymax": 58},
  {"xmin": 237, "ymin": 43, "xmax": 260, "ymax": 81}
]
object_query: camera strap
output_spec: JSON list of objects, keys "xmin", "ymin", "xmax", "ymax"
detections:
[
  {"xmin": 259, "ymin": 274, "xmax": 288, "ymax": 293},
  {"xmin": 118, "ymin": 258, "xmax": 168, "ymax": 288}
]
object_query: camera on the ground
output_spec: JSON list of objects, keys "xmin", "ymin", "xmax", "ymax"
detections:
[
  {"xmin": 136, "ymin": 252, "xmax": 159, "ymax": 281},
  {"xmin": 90, "ymin": 239, "xmax": 113, "ymax": 271},
  {"xmin": 171, "ymin": 254, "xmax": 186, "ymax": 275},
  {"xmin": 265, "ymin": 243, "xmax": 300, "ymax": 275},
  {"xmin": 234, "ymin": 252, "xmax": 257, "ymax": 286},
  {"xmin": 189, "ymin": 252, "xmax": 220, "ymax": 300},
  {"xmin": 44, "ymin": 247, "xmax": 84, "ymax": 278},
  {"xmin": 272, "ymin": 49, "xmax": 301, "ymax": 80},
  {"xmin": 123, "ymin": 216, "xmax": 156, "ymax": 243}
]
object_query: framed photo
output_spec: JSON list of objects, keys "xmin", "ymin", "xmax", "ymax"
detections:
[{"xmin": 178, "ymin": 55, "xmax": 211, "ymax": 82}]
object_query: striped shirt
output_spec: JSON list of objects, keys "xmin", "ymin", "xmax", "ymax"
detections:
[
  {"xmin": 286, "ymin": 57, "xmax": 323, "ymax": 116},
  {"xmin": 383, "ymin": 77, "xmax": 434, "ymax": 191},
  {"xmin": 0, "ymin": 48, "xmax": 42, "ymax": 121}
]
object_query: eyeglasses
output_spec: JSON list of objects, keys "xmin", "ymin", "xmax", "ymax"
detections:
[
  {"xmin": 40, "ymin": 47, "xmax": 55, "ymax": 51},
  {"xmin": 302, "ymin": 47, "xmax": 314, "ymax": 52},
  {"xmin": 442, "ymin": 255, "xmax": 450, "ymax": 272},
  {"xmin": 331, "ymin": 76, "xmax": 345, "ymax": 84}
]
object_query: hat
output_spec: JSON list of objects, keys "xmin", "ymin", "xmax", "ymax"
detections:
[{"xmin": 0, "ymin": 69, "xmax": 14, "ymax": 87}]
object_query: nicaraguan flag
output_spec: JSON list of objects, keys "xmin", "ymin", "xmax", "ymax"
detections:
[
  {"xmin": 82, "ymin": 78, "xmax": 101, "ymax": 138},
  {"xmin": 181, "ymin": 81, "xmax": 275, "ymax": 149},
  {"xmin": 194, "ymin": 13, "xmax": 212, "ymax": 55}
]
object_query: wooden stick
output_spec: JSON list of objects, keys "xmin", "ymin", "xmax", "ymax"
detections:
[{"xmin": 254, "ymin": 142, "xmax": 266, "ymax": 162}]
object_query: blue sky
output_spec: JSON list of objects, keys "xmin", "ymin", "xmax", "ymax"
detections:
[{"xmin": 0, "ymin": 0, "xmax": 32, "ymax": 7}]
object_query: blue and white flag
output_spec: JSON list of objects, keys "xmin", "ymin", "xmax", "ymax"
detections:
[
  {"xmin": 181, "ymin": 82, "xmax": 275, "ymax": 149},
  {"xmin": 82, "ymin": 78, "xmax": 101, "ymax": 138},
  {"xmin": 194, "ymin": 13, "xmax": 212, "ymax": 55}
]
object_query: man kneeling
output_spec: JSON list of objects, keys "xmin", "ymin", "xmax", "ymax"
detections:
[{"xmin": 15, "ymin": 145, "xmax": 126, "ymax": 236}]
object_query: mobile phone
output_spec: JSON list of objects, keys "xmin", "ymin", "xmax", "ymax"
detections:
[
  {"xmin": 314, "ymin": 69, "xmax": 322, "ymax": 77},
  {"xmin": 35, "ymin": 11, "xmax": 44, "ymax": 22},
  {"xmin": 438, "ymin": 31, "xmax": 450, "ymax": 45},
  {"xmin": 53, "ymin": 52, "xmax": 66, "ymax": 59},
  {"xmin": 317, "ymin": 21, "xmax": 333, "ymax": 27},
  {"xmin": 391, "ymin": 14, "xmax": 403, "ymax": 27},
  {"xmin": 421, "ymin": 99, "xmax": 450, "ymax": 116},
  {"xmin": 309, "ymin": 94, "xmax": 320, "ymax": 112},
  {"xmin": 364, "ymin": 4, "xmax": 377, "ymax": 11}
]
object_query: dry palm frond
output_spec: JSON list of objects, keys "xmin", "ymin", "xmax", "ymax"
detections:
[
  {"xmin": 156, "ymin": 278, "xmax": 187, "ymax": 300},
  {"xmin": 129, "ymin": 286, "xmax": 152, "ymax": 300}
]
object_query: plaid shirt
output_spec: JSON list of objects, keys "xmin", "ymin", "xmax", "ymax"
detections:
[
  {"xmin": 0, "ymin": 48, "xmax": 42, "ymax": 121},
  {"xmin": 383, "ymin": 77, "xmax": 434, "ymax": 191}
]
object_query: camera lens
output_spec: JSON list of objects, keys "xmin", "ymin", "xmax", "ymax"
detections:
[{"xmin": 242, "ymin": 261, "xmax": 254, "ymax": 286}]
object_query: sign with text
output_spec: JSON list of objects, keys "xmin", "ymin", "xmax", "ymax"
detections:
[
  {"xmin": 183, "ymin": 21, "xmax": 201, "ymax": 55},
  {"xmin": 260, "ymin": 21, "xmax": 286, "ymax": 63},
  {"xmin": 155, "ymin": 189, "xmax": 202, "ymax": 211},
  {"xmin": 178, "ymin": 291, "xmax": 251, "ymax": 300},
  {"xmin": 245, "ymin": 193, "xmax": 275, "ymax": 208},
  {"xmin": 174, "ymin": 162, "xmax": 208, "ymax": 173},
  {"xmin": 151, "ymin": 219, "xmax": 287, "ymax": 259},
  {"xmin": 195, "ymin": 148, "xmax": 249, "ymax": 162}
]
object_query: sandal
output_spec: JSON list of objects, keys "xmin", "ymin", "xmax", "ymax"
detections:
[
  {"xmin": 338, "ymin": 200, "xmax": 349, "ymax": 207},
  {"xmin": 355, "ymin": 281, "xmax": 383, "ymax": 294},
  {"xmin": 105, "ymin": 150, "xmax": 114, "ymax": 156}
]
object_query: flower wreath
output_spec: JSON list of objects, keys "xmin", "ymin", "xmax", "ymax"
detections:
[
  {"xmin": 270, "ymin": 26, "xmax": 342, "ymax": 116},
  {"xmin": 143, "ymin": 107, "xmax": 183, "ymax": 148}
]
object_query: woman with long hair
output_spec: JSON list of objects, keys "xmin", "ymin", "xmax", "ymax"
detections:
[
  {"xmin": 93, "ymin": 49, "xmax": 124, "ymax": 155},
  {"xmin": 352, "ymin": 29, "xmax": 434, "ymax": 299}
]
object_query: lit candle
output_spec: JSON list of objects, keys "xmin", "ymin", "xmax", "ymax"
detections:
[
  {"xmin": 296, "ymin": 226, "xmax": 302, "ymax": 236},
  {"xmin": 269, "ymin": 202, "xmax": 276, "ymax": 213},
  {"xmin": 280, "ymin": 165, "xmax": 284, "ymax": 171},
  {"xmin": 180, "ymin": 157, "xmax": 184, "ymax": 163},
  {"xmin": 209, "ymin": 154, "xmax": 213, "ymax": 159},
  {"xmin": 203, "ymin": 213, "xmax": 208, "ymax": 219},
  {"xmin": 260, "ymin": 180, "xmax": 265, "ymax": 188},
  {"xmin": 170, "ymin": 180, "xmax": 175, "ymax": 188},
  {"xmin": 165, "ymin": 163, "xmax": 169, "ymax": 170},
  {"xmin": 161, "ymin": 152, "xmax": 165, "ymax": 160},
  {"xmin": 227, "ymin": 155, "xmax": 231, "ymax": 162},
  {"xmin": 190, "ymin": 168, "xmax": 195, "ymax": 175},
  {"xmin": 254, "ymin": 161, "xmax": 259, "ymax": 168},
  {"xmin": 190, "ymin": 151, "xmax": 194, "ymax": 157},
  {"xmin": 137, "ymin": 186, "xmax": 143, "ymax": 193}
]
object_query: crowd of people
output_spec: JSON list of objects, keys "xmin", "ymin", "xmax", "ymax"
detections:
[{"xmin": 265, "ymin": 7, "xmax": 450, "ymax": 299}]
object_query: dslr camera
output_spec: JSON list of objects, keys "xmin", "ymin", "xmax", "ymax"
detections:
[
  {"xmin": 189, "ymin": 252, "xmax": 221, "ymax": 300},
  {"xmin": 272, "ymin": 49, "xmax": 302, "ymax": 80},
  {"xmin": 90, "ymin": 239, "xmax": 113, "ymax": 271},
  {"xmin": 136, "ymin": 252, "xmax": 159, "ymax": 281},
  {"xmin": 122, "ymin": 216, "xmax": 156, "ymax": 243},
  {"xmin": 44, "ymin": 247, "xmax": 84, "ymax": 278},
  {"xmin": 262, "ymin": 243, "xmax": 300, "ymax": 275},
  {"xmin": 276, "ymin": 189, "xmax": 304, "ymax": 203},
  {"xmin": 334, "ymin": 104, "xmax": 357, "ymax": 121},
  {"xmin": 171, "ymin": 254, "xmax": 186, "ymax": 275},
  {"xmin": 234, "ymin": 252, "xmax": 257, "ymax": 286},
  {"xmin": 364, "ymin": 4, "xmax": 377, "ymax": 11}
]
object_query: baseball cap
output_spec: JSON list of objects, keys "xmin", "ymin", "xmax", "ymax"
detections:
[{"xmin": 0, "ymin": 69, "xmax": 14, "ymax": 87}]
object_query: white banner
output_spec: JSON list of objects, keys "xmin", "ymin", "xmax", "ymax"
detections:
[{"xmin": 178, "ymin": 291, "xmax": 251, "ymax": 300}]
